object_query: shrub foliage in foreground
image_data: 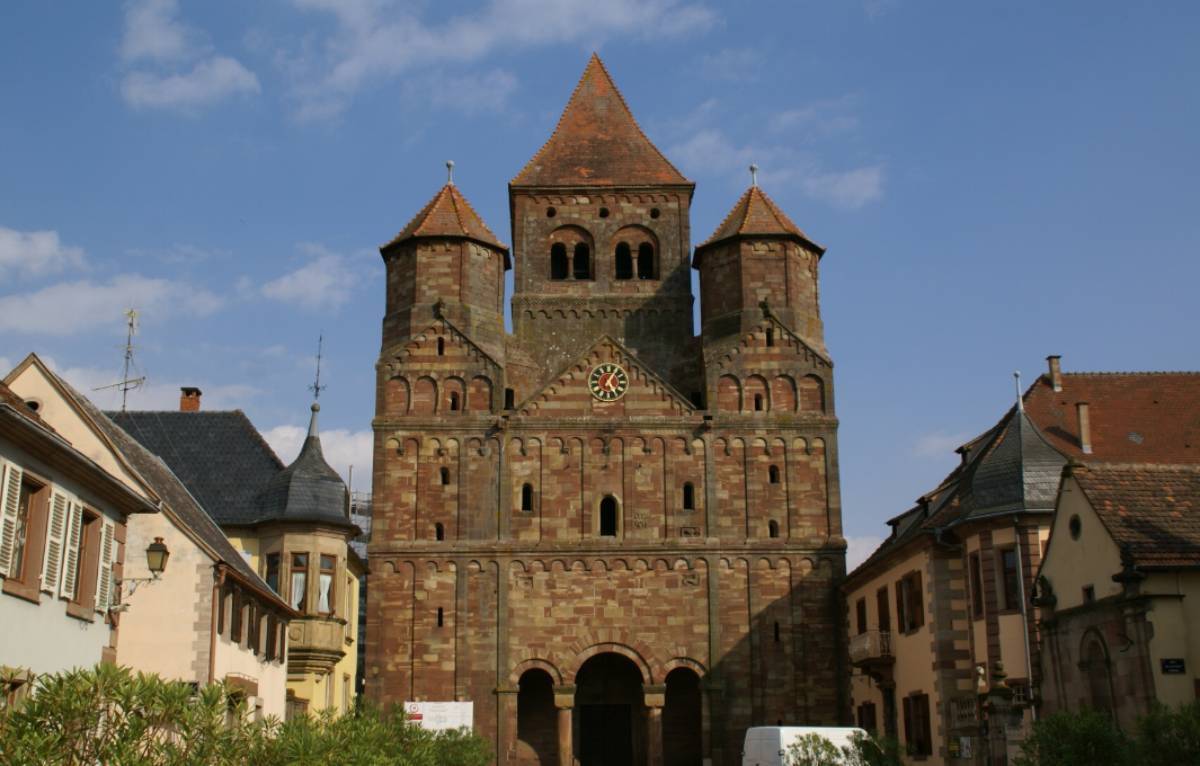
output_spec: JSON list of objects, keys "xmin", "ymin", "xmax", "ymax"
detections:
[
  {"xmin": 1012, "ymin": 702, "xmax": 1200, "ymax": 766},
  {"xmin": 786, "ymin": 731, "xmax": 903, "ymax": 766},
  {"xmin": 0, "ymin": 664, "xmax": 490, "ymax": 766}
]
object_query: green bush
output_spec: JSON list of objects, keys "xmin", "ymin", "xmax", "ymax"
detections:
[
  {"xmin": 0, "ymin": 664, "xmax": 490, "ymax": 766},
  {"xmin": 1015, "ymin": 708, "xmax": 1132, "ymax": 766},
  {"xmin": 1132, "ymin": 701, "xmax": 1200, "ymax": 766},
  {"xmin": 786, "ymin": 731, "xmax": 903, "ymax": 766}
]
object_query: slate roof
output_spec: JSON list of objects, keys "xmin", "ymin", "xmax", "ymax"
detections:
[
  {"xmin": 108, "ymin": 410, "xmax": 285, "ymax": 527},
  {"xmin": 256, "ymin": 404, "xmax": 355, "ymax": 530},
  {"xmin": 511, "ymin": 54, "xmax": 691, "ymax": 188},
  {"xmin": 382, "ymin": 182, "xmax": 508, "ymax": 254},
  {"xmin": 1072, "ymin": 463, "xmax": 1200, "ymax": 568},
  {"xmin": 695, "ymin": 185, "xmax": 823, "ymax": 257},
  {"xmin": 1025, "ymin": 372, "xmax": 1200, "ymax": 463},
  {"xmin": 59, "ymin": 383, "xmax": 283, "ymax": 604}
]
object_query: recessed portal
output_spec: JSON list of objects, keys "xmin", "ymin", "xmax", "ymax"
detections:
[{"xmin": 576, "ymin": 653, "xmax": 645, "ymax": 766}]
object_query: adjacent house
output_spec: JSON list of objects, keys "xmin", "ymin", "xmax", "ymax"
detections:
[
  {"xmin": 0, "ymin": 380, "xmax": 157, "ymax": 707},
  {"xmin": 843, "ymin": 357, "xmax": 1200, "ymax": 764},
  {"xmin": 4, "ymin": 355, "xmax": 295, "ymax": 717},
  {"xmin": 1037, "ymin": 462, "xmax": 1200, "ymax": 728},
  {"xmin": 111, "ymin": 390, "xmax": 363, "ymax": 716}
]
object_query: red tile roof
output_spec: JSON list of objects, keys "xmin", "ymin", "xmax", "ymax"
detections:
[
  {"xmin": 510, "ymin": 54, "xmax": 690, "ymax": 188},
  {"xmin": 1071, "ymin": 463, "xmax": 1200, "ymax": 568},
  {"xmin": 383, "ymin": 183, "xmax": 507, "ymax": 252},
  {"xmin": 696, "ymin": 185, "xmax": 822, "ymax": 255},
  {"xmin": 1024, "ymin": 372, "xmax": 1200, "ymax": 464}
]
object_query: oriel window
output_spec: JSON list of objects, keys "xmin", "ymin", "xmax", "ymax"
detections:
[
  {"xmin": 290, "ymin": 553, "xmax": 308, "ymax": 612},
  {"xmin": 265, "ymin": 553, "xmax": 280, "ymax": 594},
  {"xmin": 319, "ymin": 554, "xmax": 335, "ymax": 615}
]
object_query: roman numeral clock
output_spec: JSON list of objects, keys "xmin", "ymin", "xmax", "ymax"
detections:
[{"xmin": 588, "ymin": 363, "xmax": 629, "ymax": 402}]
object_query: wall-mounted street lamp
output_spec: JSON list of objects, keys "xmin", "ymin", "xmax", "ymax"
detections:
[{"xmin": 113, "ymin": 537, "xmax": 171, "ymax": 607}]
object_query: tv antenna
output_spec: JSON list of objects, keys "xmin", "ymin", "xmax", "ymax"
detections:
[
  {"xmin": 309, "ymin": 333, "xmax": 327, "ymax": 402},
  {"xmin": 94, "ymin": 309, "xmax": 146, "ymax": 411}
]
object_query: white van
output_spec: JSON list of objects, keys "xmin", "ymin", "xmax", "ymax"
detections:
[{"xmin": 742, "ymin": 726, "xmax": 869, "ymax": 766}]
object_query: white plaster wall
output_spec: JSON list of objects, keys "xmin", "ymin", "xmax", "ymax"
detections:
[{"xmin": 213, "ymin": 634, "xmax": 288, "ymax": 720}]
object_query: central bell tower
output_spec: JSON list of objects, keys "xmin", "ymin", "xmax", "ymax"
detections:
[{"xmin": 508, "ymin": 55, "xmax": 696, "ymax": 391}]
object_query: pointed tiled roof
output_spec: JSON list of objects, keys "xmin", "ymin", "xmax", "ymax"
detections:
[
  {"xmin": 383, "ymin": 183, "xmax": 507, "ymax": 252},
  {"xmin": 696, "ymin": 185, "xmax": 823, "ymax": 255},
  {"xmin": 511, "ymin": 54, "xmax": 691, "ymax": 188}
]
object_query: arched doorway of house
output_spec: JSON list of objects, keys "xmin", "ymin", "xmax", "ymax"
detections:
[
  {"xmin": 1083, "ymin": 633, "xmax": 1115, "ymax": 718},
  {"xmin": 517, "ymin": 668, "xmax": 558, "ymax": 765},
  {"xmin": 575, "ymin": 652, "xmax": 645, "ymax": 766},
  {"xmin": 662, "ymin": 667, "xmax": 702, "ymax": 766}
]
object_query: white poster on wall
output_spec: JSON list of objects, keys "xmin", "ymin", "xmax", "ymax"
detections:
[{"xmin": 404, "ymin": 701, "xmax": 474, "ymax": 731}]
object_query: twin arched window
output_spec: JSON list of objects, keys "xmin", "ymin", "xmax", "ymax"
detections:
[
  {"xmin": 614, "ymin": 241, "xmax": 656, "ymax": 280},
  {"xmin": 550, "ymin": 242, "xmax": 593, "ymax": 280},
  {"xmin": 549, "ymin": 228, "xmax": 656, "ymax": 281}
]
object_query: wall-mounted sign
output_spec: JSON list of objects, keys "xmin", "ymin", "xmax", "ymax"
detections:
[
  {"xmin": 404, "ymin": 701, "xmax": 473, "ymax": 731},
  {"xmin": 1161, "ymin": 658, "xmax": 1186, "ymax": 675}
]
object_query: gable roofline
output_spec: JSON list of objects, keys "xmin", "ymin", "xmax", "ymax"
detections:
[
  {"xmin": 705, "ymin": 312, "xmax": 832, "ymax": 367},
  {"xmin": 510, "ymin": 54, "xmax": 693, "ymax": 190},
  {"xmin": 515, "ymin": 333, "xmax": 697, "ymax": 414},
  {"xmin": 387, "ymin": 313, "xmax": 505, "ymax": 373}
]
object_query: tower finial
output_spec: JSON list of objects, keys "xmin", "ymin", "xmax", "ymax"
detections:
[
  {"xmin": 1014, "ymin": 370, "xmax": 1024, "ymax": 412},
  {"xmin": 309, "ymin": 334, "xmax": 327, "ymax": 402},
  {"xmin": 749, "ymin": 163, "xmax": 759, "ymax": 187},
  {"xmin": 446, "ymin": 160, "xmax": 455, "ymax": 186}
]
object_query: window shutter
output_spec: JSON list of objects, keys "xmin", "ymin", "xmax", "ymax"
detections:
[
  {"xmin": 41, "ymin": 491, "xmax": 70, "ymax": 594},
  {"xmin": 912, "ymin": 571, "xmax": 925, "ymax": 627},
  {"xmin": 94, "ymin": 519, "xmax": 116, "ymax": 613},
  {"xmin": 58, "ymin": 501, "xmax": 83, "ymax": 600},
  {"xmin": 0, "ymin": 462, "xmax": 23, "ymax": 577}
]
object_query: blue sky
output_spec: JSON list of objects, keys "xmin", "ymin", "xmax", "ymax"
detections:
[{"xmin": 2, "ymin": 1, "xmax": 1197, "ymax": 567}]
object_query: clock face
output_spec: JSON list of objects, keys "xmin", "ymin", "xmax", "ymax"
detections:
[{"xmin": 589, "ymin": 363, "xmax": 629, "ymax": 402}]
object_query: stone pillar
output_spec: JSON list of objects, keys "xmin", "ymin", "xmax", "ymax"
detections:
[
  {"xmin": 554, "ymin": 685, "xmax": 576, "ymax": 766},
  {"xmin": 645, "ymin": 684, "xmax": 666, "ymax": 766},
  {"xmin": 495, "ymin": 685, "xmax": 518, "ymax": 766}
]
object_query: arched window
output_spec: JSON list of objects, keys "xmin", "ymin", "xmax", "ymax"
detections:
[
  {"xmin": 573, "ymin": 242, "xmax": 591, "ymax": 279},
  {"xmin": 550, "ymin": 243, "xmax": 568, "ymax": 280},
  {"xmin": 615, "ymin": 242, "xmax": 633, "ymax": 280},
  {"xmin": 599, "ymin": 496, "xmax": 618, "ymax": 537},
  {"xmin": 435, "ymin": 523, "xmax": 445, "ymax": 541},
  {"xmin": 437, "ymin": 337, "xmax": 445, "ymax": 356},
  {"xmin": 769, "ymin": 465, "xmax": 781, "ymax": 484},
  {"xmin": 637, "ymin": 242, "xmax": 656, "ymax": 279},
  {"xmin": 440, "ymin": 467, "xmax": 450, "ymax": 485},
  {"xmin": 754, "ymin": 394, "xmax": 764, "ymax": 411},
  {"xmin": 521, "ymin": 483, "xmax": 533, "ymax": 512},
  {"xmin": 449, "ymin": 392, "xmax": 460, "ymax": 411},
  {"xmin": 437, "ymin": 607, "xmax": 444, "ymax": 627},
  {"xmin": 682, "ymin": 482, "xmax": 695, "ymax": 511},
  {"xmin": 769, "ymin": 519, "xmax": 780, "ymax": 538}
]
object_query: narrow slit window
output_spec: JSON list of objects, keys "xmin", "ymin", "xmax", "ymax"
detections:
[
  {"xmin": 754, "ymin": 394, "xmax": 764, "ymax": 411},
  {"xmin": 615, "ymin": 242, "xmax": 633, "ymax": 280},
  {"xmin": 769, "ymin": 465, "xmax": 781, "ymax": 484},
  {"xmin": 637, "ymin": 242, "xmax": 656, "ymax": 279},
  {"xmin": 550, "ymin": 243, "xmax": 568, "ymax": 280},
  {"xmin": 435, "ymin": 523, "xmax": 445, "ymax": 541},
  {"xmin": 599, "ymin": 497, "xmax": 618, "ymax": 537},
  {"xmin": 682, "ymin": 482, "xmax": 695, "ymax": 511},
  {"xmin": 521, "ymin": 483, "xmax": 533, "ymax": 512},
  {"xmin": 440, "ymin": 467, "xmax": 450, "ymax": 486},
  {"xmin": 436, "ymin": 337, "xmax": 445, "ymax": 356},
  {"xmin": 774, "ymin": 621, "xmax": 781, "ymax": 642},
  {"xmin": 766, "ymin": 327, "xmax": 775, "ymax": 347},
  {"xmin": 768, "ymin": 519, "xmax": 780, "ymax": 538},
  {"xmin": 573, "ymin": 242, "xmax": 591, "ymax": 279},
  {"xmin": 504, "ymin": 388, "xmax": 515, "ymax": 410},
  {"xmin": 437, "ymin": 607, "xmax": 444, "ymax": 627},
  {"xmin": 449, "ymin": 392, "xmax": 460, "ymax": 411}
]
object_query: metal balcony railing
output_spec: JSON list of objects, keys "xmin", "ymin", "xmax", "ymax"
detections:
[{"xmin": 848, "ymin": 629, "xmax": 893, "ymax": 664}]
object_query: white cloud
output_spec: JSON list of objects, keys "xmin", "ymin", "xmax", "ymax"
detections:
[
  {"xmin": 0, "ymin": 226, "xmax": 86, "ymax": 280},
  {"xmin": 119, "ymin": 0, "xmax": 260, "ymax": 112},
  {"xmin": 262, "ymin": 423, "xmax": 373, "ymax": 487},
  {"xmin": 0, "ymin": 274, "xmax": 222, "ymax": 336},
  {"xmin": 122, "ymin": 56, "xmax": 260, "ymax": 111},
  {"xmin": 801, "ymin": 166, "xmax": 884, "ymax": 209},
  {"xmin": 699, "ymin": 48, "xmax": 763, "ymax": 82},
  {"xmin": 911, "ymin": 430, "xmax": 971, "ymax": 458},
  {"xmin": 45, "ymin": 358, "xmax": 260, "ymax": 412},
  {"xmin": 845, "ymin": 535, "xmax": 884, "ymax": 571},
  {"xmin": 423, "ymin": 69, "xmax": 519, "ymax": 114},
  {"xmin": 768, "ymin": 96, "xmax": 861, "ymax": 138},
  {"xmin": 261, "ymin": 244, "xmax": 359, "ymax": 311},
  {"xmin": 121, "ymin": 0, "xmax": 196, "ymax": 62},
  {"xmin": 284, "ymin": 0, "xmax": 716, "ymax": 119}
]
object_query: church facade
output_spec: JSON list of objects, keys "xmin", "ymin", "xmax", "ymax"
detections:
[{"xmin": 366, "ymin": 56, "xmax": 847, "ymax": 766}]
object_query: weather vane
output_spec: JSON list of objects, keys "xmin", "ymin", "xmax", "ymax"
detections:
[
  {"xmin": 309, "ymin": 334, "xmax": 327, "ymax": 402},
  {"xmin": 446, "ymin": 160, "xmax": 455, "ymax": 185}
]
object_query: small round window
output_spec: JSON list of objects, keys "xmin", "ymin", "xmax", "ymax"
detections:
[
  {"xmin": 546, "ymin": 206, "xmax": 556, "ymax": 218},
  {"xmin": 1069, "ymin": 514, "xmax": 1082, "ymax": 540},
  {"xmin": 598, "ymin": 207, "xmax": 610, "ymax": 218},
  {"xmin": 649, "ymin": 207, "xmax": 661, "ymax": 219}
]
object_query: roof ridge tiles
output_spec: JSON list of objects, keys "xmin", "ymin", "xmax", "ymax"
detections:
[{"xmin": 1061, "ymin": 370, "xmax": 1200, "ymax": 377}]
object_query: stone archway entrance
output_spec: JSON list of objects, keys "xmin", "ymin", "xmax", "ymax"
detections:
[{"xmin": 575, "ymin": 653, "xmax": 646, "ymax": 766}]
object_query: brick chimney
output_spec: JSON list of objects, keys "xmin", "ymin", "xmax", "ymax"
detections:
[
  {"xmin": 180, "ymin": 387, "xmax": 202, "ymax": 412},
  {"xmin": 1076, "ymin": 401, "xmax": 1092, "ymax": 454},
  {"xmin": 1047, "ymin": 355, "xmax": 1063, "ymax": 392}
]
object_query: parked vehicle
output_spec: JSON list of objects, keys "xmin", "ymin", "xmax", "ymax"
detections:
[{"xmin": 742, "ymin": 726, "xmax": 869, "ymax": 766}]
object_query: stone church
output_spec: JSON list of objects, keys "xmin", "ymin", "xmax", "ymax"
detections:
[{"xmin": 366, "ymin": 55, "xmax": 847, "ymax": 766}]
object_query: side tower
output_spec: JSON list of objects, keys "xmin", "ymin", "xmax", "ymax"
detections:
[{"xmin": 508, "ymin": 54, "xmax": 696, "ymax": 394}]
